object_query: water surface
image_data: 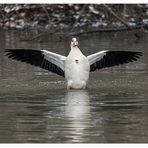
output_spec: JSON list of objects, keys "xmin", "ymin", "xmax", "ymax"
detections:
[{"xmin": 0, "ymin": 30, "xmax": 148, "ymax": 143}]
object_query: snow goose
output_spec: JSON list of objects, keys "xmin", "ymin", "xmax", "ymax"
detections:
[{"xmin": 5, "ymin": 37, "xmax": 142, "ymax": 89}]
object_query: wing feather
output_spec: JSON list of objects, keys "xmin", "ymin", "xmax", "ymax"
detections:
[
  {"xmin": 87, "ymin": 51, "xmax": 142, "ymax": 72},
  {"xmin": 5, "ymin": 49, "xmax": 66, "ymax": 77}
]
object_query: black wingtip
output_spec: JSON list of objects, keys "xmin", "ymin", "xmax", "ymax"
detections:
[
  {"xmin": 5, "ymin": 49, "xmax": 12, "ymax": 57},
  {"xmin": 5, "ymin": 49, "xmax": 10, "ymax": 53},
  {"xmin": 5, "ymin": 50, "xmax": 15, "ymax": 59},
  {"xmin": 5, "ymin": 49, "xmax": 13, "ymax": 53},
  {"xmin": 136, "ymin": 52, "xmax": 143, "ymax": 56},
  {"xmin": 133, "ymin": 52, "xmax": 143, "ymax": 60}
]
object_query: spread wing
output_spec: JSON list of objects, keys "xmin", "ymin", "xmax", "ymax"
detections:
[
  {"xmin": 5, "ymin": 49, "xmax": 66, "ymax": 77},
  {"xmin": 87, "ymin": 50, "xmax": 142, "ymax": 72}
]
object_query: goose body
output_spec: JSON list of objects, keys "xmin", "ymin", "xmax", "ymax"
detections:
[
  {"xmin": 65, "ymin": 45, "xmax": 90, "ymax": 89},
  {"xmin": 5, "ymin": 37, "xmax": 142, "ymax": 89}
]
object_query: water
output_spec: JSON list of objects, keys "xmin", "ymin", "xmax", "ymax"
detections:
[{"xmin": 0, "ymin": 30, "xmax": 148, "ymax": 143}]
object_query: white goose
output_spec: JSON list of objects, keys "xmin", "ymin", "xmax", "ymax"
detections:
[{"xmin": 5, "ymin": 37, "xmax": 142, "ymax": 89}]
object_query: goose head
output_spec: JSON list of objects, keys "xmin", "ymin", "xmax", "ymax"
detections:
[{"xmin": 71, "ymin": 37, "xmax": 78, "ymax": 47}]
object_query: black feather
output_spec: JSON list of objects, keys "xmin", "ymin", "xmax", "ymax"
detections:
[
  {"xmin": 5, "ymin": 49, "xmax": 65, "ymax": 77},
  {"xmin": 90, "ymin": 51, "xmax": 142, "ymax": 72}
]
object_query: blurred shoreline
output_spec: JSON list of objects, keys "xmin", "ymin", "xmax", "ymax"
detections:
[{"xmin": 0, "ymin": 4, "xmax": 148, "ymax": 32}]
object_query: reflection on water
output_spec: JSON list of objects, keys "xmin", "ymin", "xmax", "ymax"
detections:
[
  {"xmin": 0, "ymin": 30, "xmax": 148, "ymax": 143},
  {"xmin": 65, "ymin": 90, "xmax": 91, "ymax": 142}
]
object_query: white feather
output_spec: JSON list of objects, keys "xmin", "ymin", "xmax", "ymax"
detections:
[
  {"xmin": 87, "ymin": 50, "xmax": 108, "ymax": 65},
  {"xmin": 42, "ymin": 50, "xmax": 66, "ymax": 71},
  {"xmin": 65, "ymin": 46, "xmax": 90, "ymax": 89}
]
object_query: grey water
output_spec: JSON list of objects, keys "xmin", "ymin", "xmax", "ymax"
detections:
[{"xmin": 0, "ymin": 30, "xmax": 148, "ymax": 143}]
